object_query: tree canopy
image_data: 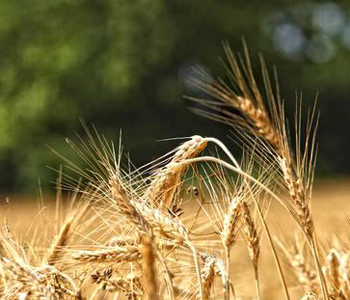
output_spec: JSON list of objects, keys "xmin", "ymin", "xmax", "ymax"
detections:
[{"xmin": 1, "ymin": 1, "xmax": 350, "ymax": 192}]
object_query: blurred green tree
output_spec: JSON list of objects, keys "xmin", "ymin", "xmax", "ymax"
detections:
[{"xmin": 0, "ymin": 1, "xmax": 349, "ymax": 193}]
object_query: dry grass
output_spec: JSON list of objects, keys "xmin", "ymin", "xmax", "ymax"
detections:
[{"xmin": 1, "ymin": 44, "xmax": 350, "ymax": 300}]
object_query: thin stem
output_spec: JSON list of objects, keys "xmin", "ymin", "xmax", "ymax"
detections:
[
  {"xmin": 253, "ymin": 264, "xmax": 261, "ymax": 300},
  {"xmin": 187, "ymin": 239, "xmax": 204, "ymax": 300},
  {"xmin": 224, "ymin": 246, "xmax": 231, "ymax": 300},
  {"xmin": 308, "ymin": 233, "xmax": 329, "ymax": 300},
  {"xmin": 293, "ymin": 218, "xmax": 329, "ymax": 300},
  {"xmin": 89, "ymin": 288, "xmax": 101, "ymax": 300},
  {"xmin": 156, "ymin": 250, "xmax": 175, "ymax": 300},
  {"xmin": 251, "ymin": 194, "xmax": 290, "ymax": 300}
]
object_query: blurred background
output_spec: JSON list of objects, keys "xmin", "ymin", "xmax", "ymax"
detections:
[{"xmin": 1, "ymin": 0, "xmax": 350, "ymax": 194}]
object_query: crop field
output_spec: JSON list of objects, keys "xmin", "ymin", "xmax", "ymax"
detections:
[
  {"xmin": 1, "ymin": 179, "xmax": 349, "ymax": 300},
  {"xmin": 0, "ymin": 179, "xmax": 350, "ymax": 299}
]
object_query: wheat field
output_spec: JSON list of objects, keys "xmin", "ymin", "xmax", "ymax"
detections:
[
  {"xmin": 1, "ymin": 44, "xmax": 349, "ymax": 300},
  {"xmin": 2, "ymin": 179, "xmax": 349, "ymax": 300}
]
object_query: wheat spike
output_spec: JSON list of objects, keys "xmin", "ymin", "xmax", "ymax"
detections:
[
  {"xmin": 241, "ymin": 201, "xmax": 260, "ymax": 267},
  {"xmin": 326, "ymin": 249, "xmax": 347, "ymax": 300},
  {"xmin": 72, "ymin": 246, "xmax": 140, "ymax": 263},
  {"xmin": 201, "ymin": 255, "xmax": 216, "ymax": 300},
  {"xmin": 144, "ymin": 135, "xmax": 207, "ymax": 208},
  {"xmin": 46, "ymin": 216, "xmax": 73, "ymax": 266},
  {"xmin": 221, "ymin": 195, "xmax": 242, "ymax": 250},
  {"xmin": 279, "ymin": 157, "xmax": 313, "ymax": 236},
  {"xmin": 109, "ymin": 174, "xmax": 149, "ymax": 233},
  {"xmin": 1, "ymin": 257, "xmax": 57, "ymax": 299},
  {"xmin": 277, "ymin": 238, "xmax": 318, "ymax": 294},
  {"xmin": 300, "ymin": 292, "xmax": 320, "ymax": 300}
]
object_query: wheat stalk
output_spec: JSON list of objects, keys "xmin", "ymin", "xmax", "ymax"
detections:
[{"xmin": 140, "ymin": 235, "xmax": 159, "ymax": 300}]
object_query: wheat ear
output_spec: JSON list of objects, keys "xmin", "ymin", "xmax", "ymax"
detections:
[
  {"xmin": 91, "ymin": 268, "xmax": 143, "ymax": 299},
  {"xmin": 221, "ymin": 195, "xmax": 242, "ymax": 250},
  {"xmin": 47, "ymin": 215, "xmax": 73, "ymax": 266},
  {"xmin": 279, "ymin": 157, "xmax": 313, "ymax": 236},
  {"xmin": 201, "ymin": 255, "xmax": 216, "ymax": 300},
  {"xmin": 242, "ymin": 201, "xmax": 261, "ymax": 300},
  {"xmin": 276, "ymin": 238, "xmax": 318, "ymax": 294},
  {"xmin": 195, "ymin": 44, "xmax": 328, "ymax": 298},
  {"xmin": 221, "ymin": 192, "xmax": 242, "ymax": 300},
  {"xmin": 326, "ymin": 249, "xmax": 346, "ymax": 300},
  {"xmin": 72, "ymin": 246, "xmax": 140, "ymax": 263},
  {"xmin": 1, "ymin": 257, "xmax": 56, "ymax": 299},
  {"xmin": 109, "ymin": 174, "xmax": 149, "ymax": 233},
  {"xmin": 300, "ymin": 292, "xmax": 320, "ymax": 300},
  {"xmin": 200, "ymin": 253, "xmax": 231, "ymax": 300},
  {"xmin": 144, "ymin": 135, "xmax": 207, "ymax": 209}
]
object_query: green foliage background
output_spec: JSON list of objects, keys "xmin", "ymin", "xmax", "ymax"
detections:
[{"xmin": 1, "ymin": 1, "xmax": 350, "ymax": 193}]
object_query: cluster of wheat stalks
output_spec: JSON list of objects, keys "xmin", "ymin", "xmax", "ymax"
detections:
[{"xmin": 0, "ymin": 44, "xmax": 348, "ymax": 300}]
